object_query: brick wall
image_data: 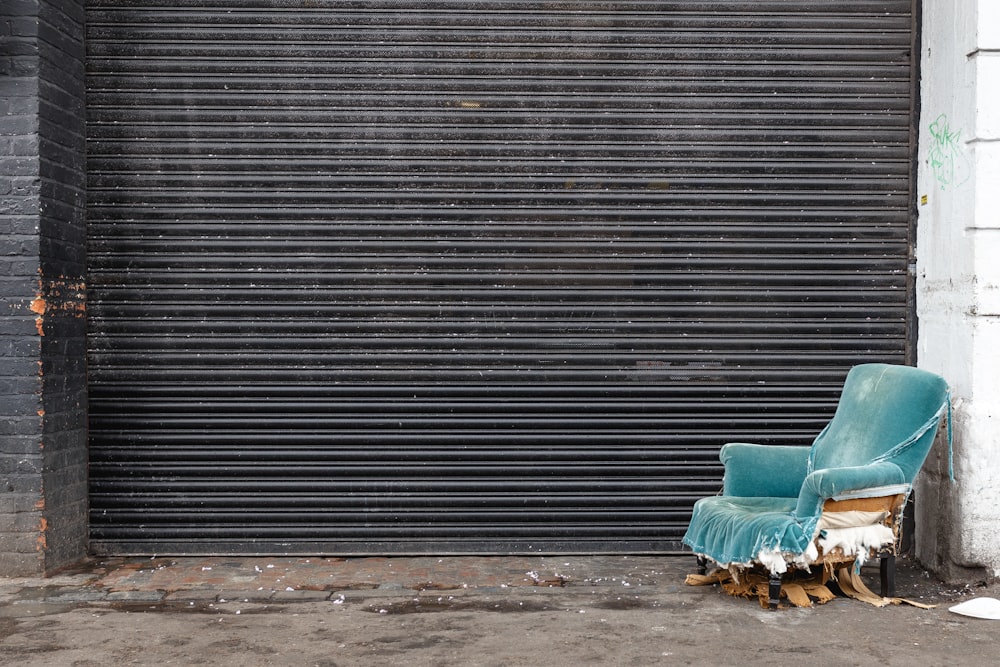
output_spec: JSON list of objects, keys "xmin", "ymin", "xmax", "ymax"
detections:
[
  {"xmin": 37, "ymin": 0, "xmax": 88, "ymax": 574},
  {"xmin": 1, "ymin": 0, "xmax": 88, "ymax": 576}
]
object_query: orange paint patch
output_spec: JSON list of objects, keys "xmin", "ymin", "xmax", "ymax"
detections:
[
  {"xmin": 36, "ymin": 518, "xmax": 48, "ymax": 551},
  {"xmin": 30, "ymin": 297, "xmax": 47, "ymax": 314}
]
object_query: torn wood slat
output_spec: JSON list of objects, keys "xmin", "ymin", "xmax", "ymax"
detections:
[{"xmin": 685, "ymin": 565, "xmax": 937, "ymax": 610}]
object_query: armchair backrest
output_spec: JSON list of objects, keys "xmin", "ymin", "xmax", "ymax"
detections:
[{"xmin": 808, "ymin": 364, "xmax": 949, "ymax": 481}]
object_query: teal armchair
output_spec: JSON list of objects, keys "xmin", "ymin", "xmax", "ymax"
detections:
[{"xmin": 682, "ymin": 364, "xmax": 950, "ymax": 608}]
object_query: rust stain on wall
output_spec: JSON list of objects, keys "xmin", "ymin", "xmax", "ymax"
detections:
[
  {"xmin": 30, "ymin": 296, "xmax": 47, "ymax": 336},
  {"xmin": 31, "ymin": 277, "xmax": 87, "ymax": 336},
  {"xmin": 36, "ymin": 518, "xmax": 48, "ymax": 551}
]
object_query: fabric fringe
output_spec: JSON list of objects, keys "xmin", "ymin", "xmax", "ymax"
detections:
[{"xmin": 685, "ymin": 566, "xmax": 936, "ymax": 610}]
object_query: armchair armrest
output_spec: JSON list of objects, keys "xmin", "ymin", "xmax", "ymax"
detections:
[
  {"xmin": 795, "ymin": 461, "xmax": 907, "ymax": 519},
  {"xmin": 719, "ymin": 443, "xmax": 811, "ymax": 498}
]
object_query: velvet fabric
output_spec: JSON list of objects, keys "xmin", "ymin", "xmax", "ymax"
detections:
[{"xmin": 682, "ymin": 364, "xmax": 950, "ymax": 569}]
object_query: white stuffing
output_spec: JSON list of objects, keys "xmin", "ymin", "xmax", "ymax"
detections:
[
  {"xmin": 755, "ymin": 540, "xmax": 820, "ymax": 575},
  {"xmin": 797, "ymin": 540, "xmax": 819, "ymax": 567},
  {"xmin": 712, "ymin": 517, "xmax": 896, "ymax": 577},
  {"xmin": 756, "ymin": 548, "xmax": 788, "ymax": 575},
  {"xmin": 817, "ymin": 524, "xmax": 895, "ymax": 565},
  {"xmin": 715, "ymin": 513, "xmax": 896, "ymax": 577}
]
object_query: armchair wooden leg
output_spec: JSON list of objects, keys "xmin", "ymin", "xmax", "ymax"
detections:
[
  {"xmin": 696, "ymin": 556, "xmax": 708, "ymax": 575},
  {"xmin": 768, "ymin": 572, "xmax": 782, "ymax": 610},
  {"xmin": 880, "ymin": 554, "xmax": 896, "ymax": 598}
]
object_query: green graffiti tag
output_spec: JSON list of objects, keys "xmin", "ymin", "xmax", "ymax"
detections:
[{"xmin": 928, "ymin": 113, "xmax": 971, "ymax": 190}]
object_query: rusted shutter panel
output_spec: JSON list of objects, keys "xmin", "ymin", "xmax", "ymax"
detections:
[{"xmin": 86, "ymin": 1, "xmax": 915, "ymax": 554}]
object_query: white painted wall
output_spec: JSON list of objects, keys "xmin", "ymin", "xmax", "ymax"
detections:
[{"xmin": 916, "ymin": 0, "xmax": 1000, "ymax": 580}]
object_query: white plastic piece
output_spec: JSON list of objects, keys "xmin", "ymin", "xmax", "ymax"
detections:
[{"xmin": 948, "ymin": 597, "xmax": 1000, "ymax": 620}]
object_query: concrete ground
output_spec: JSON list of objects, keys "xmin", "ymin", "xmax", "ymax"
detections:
[{"xmin": 1, "ymin": 554, "xmax": 997, "ymax": 666}]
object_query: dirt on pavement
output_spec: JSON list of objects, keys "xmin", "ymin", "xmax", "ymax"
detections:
[{"xmin": 1, "ymin": 555, "xmax": 997, "ymax": 666}]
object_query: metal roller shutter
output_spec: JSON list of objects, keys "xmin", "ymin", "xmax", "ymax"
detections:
[{"xmin": 86, "ymin": 1, "xmax": 916, "ymax": 554}]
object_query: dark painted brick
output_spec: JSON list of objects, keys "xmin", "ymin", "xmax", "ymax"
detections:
[
  {"xmin": 0, "ymin": 317, "xmax": 39, "ymax": 337},
  {"xmin": 0, "ymin": 91, "xmax": 39, "ymax": 114},
  {"xmin": 1, "ymin": 38, "xmax": 39, "ymax": 57},
  {"xmin": 0, "ymin": 531, "xmax": 39, "ymax": 555},
  {"xmin": 0, "ymin": 553, "xmax": 43, "ymax": 576},
  {"xmin": 7, "ymin": 173, "xmax": 40, "ymax": 193},
  {"xmin": 3, "ymin": 1, "xmax": 40, "ymax": 17},
  {"xmin": 0, "ymin": 454, "xmax": 42, "ymax": 475},
  {"xmin": 0, "ymin": 415, "xmax": 42, "ymax": 437},
  {"xmin": 11, "ymin": 16, "xmax": 39, "ymax": 37},
  {"xmin": 2, "ymin": 0, "xmax": 87, "ymax": 577},
  {"xmin": 5, "ymin": 472, "xmax": 42, "ymax": 495},
  {"xmin": 1, "ymin": 338, "xmax": 41, "ymax": 359},
  {"xmin": 0, "ymin": 372, "xmax": 41, "ymax": 393},
  {"xmin": 3, "ymin": 58, "xmax": 39, "ymax": 77},
  {"xmin": 0, "ymin": 257, "xmax": 38, "ymax": 277},
  {"xmin": 11, "ymin": 506, "xmax": 46, "ymax": 532},
  {"xmin": 0, "ymin": 156, "xmax": 39, "ymax": 178},
  {"xmin": 0, "ymin": 436, "xmax": 40, "ymax": 460},
  {"xmin": 11, "ymin": 135, "xmax": 40, "ymax": 156}
]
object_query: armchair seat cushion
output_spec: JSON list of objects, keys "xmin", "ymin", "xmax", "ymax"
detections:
[{"xmin": 684, "ymin": 496, "xmax": 807, "ymax": 567}]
